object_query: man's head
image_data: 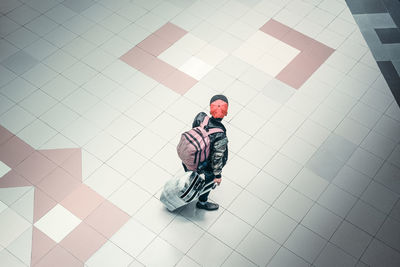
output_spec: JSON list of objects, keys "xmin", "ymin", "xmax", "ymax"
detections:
[{"xmin": 210, "ymin": 94, "xmax": 228, "ymax": 119}]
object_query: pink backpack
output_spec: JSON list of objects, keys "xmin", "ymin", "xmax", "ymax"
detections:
[{"xmin": 177, "ymin": 116, "xmax": 224, "ymax": 171}]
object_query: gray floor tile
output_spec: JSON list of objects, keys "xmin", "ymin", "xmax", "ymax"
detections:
[
  {"xmin": 236, "ymin": 229, "xmax": 280, "ymax": 267},
  {"xmin": 390, "ymin": 199, "xmax": 400, "ymax": 222},
  {"xmin": 273, "ymin": 187, "xmax": 314, "ymax": 222},
  {"xmin": 347, "ymin": 148, "xmax": 384, "ymax": 178},
  {"xmin": 267, "ymin": 246, "xmax": 310, "ymax": 267},
  {"xmin": 314, "ymin": 243, "xmax": 357, "ymax": 267},
  {"xmin": 346, "ymin": 200, "xmax": 386, "ymax": 235},
  {"xmin": 62, "ymin": 0, "xmax": 94, "ymax": 13},
  {"xmin": 361, "ymin": 181, "xmax": 399, "ymax": 214},
  {"xmin": 362, "ymin": 238, "xmax": 400, "ymax": 267},
  {"xmin": 330, "ymin": 220, "xmax": 372, "ymax": 259},
  {"xmin": 317, "ymin": 184, "xmax": 357, "ymax": 218},
  {"xmin": 284, "ymin": 224, "xmax": 327, "ymax": 263},
  {"xmin": 333, "ymin": 165, "xmax": 371, "ymax": 197},
  {"xmin": 376, "ymin": 217, "xmax": 400, "ymax": 251},
  {"xmin": 1, "ymin": 50, "xmax": 38, "ymax": 75},
  {"xmin": 301, "ymin": 204, "xmax": 342, "ymax": 240},
  {"xmin": 256, "ymin": 207, "xmax": 297, "ymax": 245},
  {"xmin": 320, "ymin": 134, "xmax": 358, "ymax": 162},
  {"xmin": 306, "ymin": 148, "xmax": 345, "ymax": 182}
]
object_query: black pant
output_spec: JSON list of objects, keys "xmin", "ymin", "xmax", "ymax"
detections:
[{"xmin": 198, "ymin": 170, "xmax": 214, "ymax": 202}]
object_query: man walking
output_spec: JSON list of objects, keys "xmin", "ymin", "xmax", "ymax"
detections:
[{"xmin": 189, "ymin": 95, "xmax": 229, "ymax": 211}]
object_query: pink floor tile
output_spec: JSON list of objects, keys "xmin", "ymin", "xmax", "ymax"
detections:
[
  {"xmin": 0, "ymin": 125, "xmax": 13, "ymax": 146},
  {"xmin": 141, "ymin": 58, "xmax": 177, "ymax": 82},
  {"xmin": 61, "ymin": 184, "xmax": 104, "ymax": 220},
  {"xmin": 137, "ymin": 34, "xmax": 173, "ymax": 56},
  {"xmin": 303, "ymin": 40, "xmax": 334, "ymax": 60},
  {"xmin": 60, "ymin": 149, "xmax": 82, "ymax": 181},
  {"xmin": 37, "ymin": 167, "xmax": 81, "ymax": 203},
  {"xmin": 260, "ymin": 19, "xmax": 291, "ymax": 40},
  {"xmin": 120, "ymin": 46, "xmax": 156, "ymax": 71},
  {"xmin": 34, "ymin": 188, "xmax": 57, "ymax": 223},
  {"xmin": 84, "ymin": 200, "xmax": 130, "ymax": 239},
  {"xmin": 259, "ymin": 19, "xmax": 334, "ymax": 89},
  {"xmin": 0, "ymin": 170, "xmax": 31, "ymax": 188},
  {"xmin": 281, "ymin": 29, "xmax": 314, "ymax": 51},
  {"xmin": 39, "ymin": 148, "xmax": 78, "ymax": 166},
  {"xmin": 162, "ymin": 70, "xmax": 198, "ymax": 95},
  {"xmin": 31, "ymin": 227, "xmax": 57, "ymax": 266},
  {"xmin": 154, "ymin": 22, "xmax": 187, "ymax": 44},
  {"xmin": 0, "ymin": 136, "xmax": 34, "ymax": 168},
  {"xmin": 60, "ymin": 222, "xmax": 107, "ymax": 262},
  {"xmin": 34, "ymin": 245, "xmax": 83, "ymax": 267},
  {"xmin": 276, "ymin": 53, "xmax": 319, "ymax": 88},
  {"xmin": 15, "ymin": 151, "xmax": 57, "ymax": 185}
]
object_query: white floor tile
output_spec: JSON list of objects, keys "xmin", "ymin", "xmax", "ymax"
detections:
[
  {"xmin": 109, "ymin": 179, "xmax": 151, "ymax": 216},
  {"xmin": 160, "ymin": 215, "xmax": 204, "ymax": 253},
  {"xmin": 290, "ymin": 168, "xmax": 329, "ymax": 201},
  {"xmin": 19, "ymin": 89, "xmax": 57, "ymax": 117},
  {"xmin": 110, "ymin": 218, "xmax": 156, "ymax": 257},
  {"xmin": 85, "ymin": 163, "xmax": 127, "ymax": 198},
  {"xmin": 86, "ymin": 240, "xmax": 134, "ymax": 267},
  {"xmin": 228, "ymin": 189, "xmax": 269, "ymax": 226},
  {"xmin": 284, "ymin": 224, "xmax": 327, "ymax": 263},
  {"xmin": 302, "ymin": 203, "xmax": 342, "ymax": 240},
  {"xmin": 238, "ymin": 138, "xmax": 276, "ymax": 169},
  {"xmin": 0, "ymin": 105, "xmax": 35, "ymax": 134},
  {"xmin": 256, "ymin": 207, "xmax": 297, "ymax": 245},
  {"xmin": 6, "ymin": 226, "xmax": 32, "ymax": 266},
  {"xmin": 138, "ymin": 237, "xmax": 184, "ymax": 267},
  {"xmin": 255, "ymin": 122, "xmax": 291, "ymax": 150},
  {"xmin": 187, "ymin": 233, "xmax": 232, "ymax": 267},
  {"xmin": 222, "ymin": 155, "xmax": 260, "ymax": 188},
  {"xmin": 247, "ymin": 170, "xmax": 286, "ymax": 206},
  {"xmin": 127, "ymin": 128, "xmax": 167, "ymax": 160},
  {"xmin": 295, "ymin": 119, "xmax": 330, "ymax": 148},
  {"xmin": 280, "ymin": 136, "xmax": 317, "ymax": 165},
  {"xmin": 263, "ymin": 152, "xmax": 302, "ymax": 185},
  {"xmin": 0, "ymin": 249, "xmax": 26, "ymax": 267},
  {"xmin": 347, "ymin": 148, "xmax": 384, "ymax": 178},
  {"xmin": 134, "ymin": 197, "xmax": 176, "ymax": 234},
  {"xmin": 273, "ymin": 187, "xmax": 314, "ymax": 222},
  {"xmin": 236, "ymin": 229, "xmax": 279, "ymax": 266},
  {"xmin": 0, "ymin": 208, "xmax": 30, "ymax": 247},
  {"xmin": 333, "ymin": 165, "xmax": 371, "ymax": 197},
  {"xmin": 268, "ymin": 246, "xmax": 310, "ymax": 267},
  {"xmin": 17, "ymin": 119, "xmax": 57, "ymax": 149},
  {"xmin": 34, "ymin": 204, "xmax": 81, "ymax": 243},
  {"xmin": 130, "ymin": 161, "xmax": 172, "ymax": 195},
  {"xmin": 84, "ymin": 132, "xmax": 123, "ymax": 162},
  {"xmin": 179, "ymin": 56, "xmax": 213, "ymax": 80}
]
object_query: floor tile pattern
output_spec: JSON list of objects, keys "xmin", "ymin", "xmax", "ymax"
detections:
[
  {"xmin": 346, "ymin": 0, "xmax": 400, "ymax": 106},
  {"xmin": 0, "ymin": 0, "xmax": 400, "ymax": 266},
  {"xmin": 0, "ymin": 126, "xmax": 128, "ymax": 266}
]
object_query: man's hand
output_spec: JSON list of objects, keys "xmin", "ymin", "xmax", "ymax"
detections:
[{"xmin": 213, "ymin": 178, "xmax": 222, "ymax": 185}]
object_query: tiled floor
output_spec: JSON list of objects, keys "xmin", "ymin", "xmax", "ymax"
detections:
[
  {"xmin": 346, "ymin": 0, "xmax": 400, "ymax": 106},
  {"xmin": 0, "ymin": 0, "xmax": 400, "ymax": 266}
]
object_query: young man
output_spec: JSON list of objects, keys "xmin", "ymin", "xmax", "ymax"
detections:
[{"xmin": 191, "ymin": 95, "xmax": 229, "ymax": 211}]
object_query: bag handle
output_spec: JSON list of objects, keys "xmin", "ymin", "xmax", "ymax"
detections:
[{"xmin": 200, "ymin": 116, "xmax": 224, "ymax": 135}]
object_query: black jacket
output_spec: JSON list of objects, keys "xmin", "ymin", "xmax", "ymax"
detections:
[{"xmin": 192, "ymin": 112, "xmax": 228, "ymax": 178}]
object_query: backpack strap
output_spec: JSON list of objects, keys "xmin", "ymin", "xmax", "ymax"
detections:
[
  {"xmin": 200, "ymin": 116, "xmax": 224, "ymax": 135},
  {"xmin": 200, "ymin": 116, "xmax": 210, "ymax": 128}
]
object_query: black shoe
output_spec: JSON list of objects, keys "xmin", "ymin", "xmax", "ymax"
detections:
[{"xmin": 196, "ymin": 201, "xmax": 219, "ymax": 211}]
